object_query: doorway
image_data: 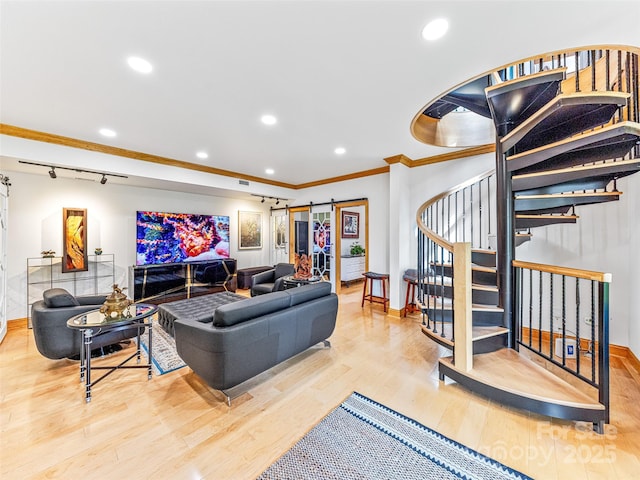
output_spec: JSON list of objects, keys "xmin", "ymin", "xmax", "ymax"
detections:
[{"xmin": 335, "ymin": 200, "xmax": 368, "ymax": 295}]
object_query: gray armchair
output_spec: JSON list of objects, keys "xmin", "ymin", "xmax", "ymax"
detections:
[
  {"xmin": 250, "ymin": 263, "xmax": 295, "ymax": 296},
  {"xmin": 31, "ymin": 288, "xmax": 140, "ymax": 360}
]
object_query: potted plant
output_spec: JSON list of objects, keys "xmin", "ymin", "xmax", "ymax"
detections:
[{"xmin": 350, "ymin": 242, "xmax": 365, "ymax": 256}]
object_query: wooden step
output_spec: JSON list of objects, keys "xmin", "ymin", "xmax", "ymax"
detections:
[
  {"xmin": 485, "ymin": 68, "xmax": 566, "ymax": 132},
  {"xmin": 438, "ymin": 348, "xmax": 606, "ymax": 426},
  {"xmin": 512, "ymin": 158, "xmax": 640, "ymax": 192},
  {"xmin": 506, "ymin": 121, "xmax": 640, "ymax": 174},
  {"xmin": 418, "ymin": 299, "xmax": 504, "ymax": 327},
  {"xmin": 471, "ymin": 248, "xmax": 496, "ymax": 267},
  {"xmin": 515, "ymin": 232, "xmax": 532, "ymax": 246},
  {"xmin": 430, "ymin": 262, "xmax": 497, "ymax": 286},
  {"xmin": 501, "ymin": 91, "xmax": 629, "ymax": 151},
  {"xmin": 420, "ymin": 278, "xmax": 499, "ymax": 306},
  {"xmin": 515, "ymin": 213, "xmax": 578, "ymax": 229},
  {"xmin": 514, "ymin": 191, "xmax": 622, "ymax": 212},
  {"xmin": 421, "ymin": 324, "xmax": 508, "ymax": 353}
]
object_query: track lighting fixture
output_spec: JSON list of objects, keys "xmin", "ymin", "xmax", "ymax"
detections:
[
  {"xmin": 251, "ymin": 194, "xmax": 288, "ymax": 205},
  {"xmin": 18, "ymin": 160, "xmax": 127, "ymax": 183}
]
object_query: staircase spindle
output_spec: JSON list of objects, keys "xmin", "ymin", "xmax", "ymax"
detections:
[
  {"xmin": 549, "ymin": 273, "xmax": 554, "ymax": 358},
  {"xmin": 591, "ymin": 280, "xmax": 597, "ymax": 383},
  {"xmin": 462, "ymin": 188, "xmax": 467, "ymax": 242},
  {"xmin": 455, "ymin": 191, "xmax": 459, "ymax": 243},
  {"xmin": 479, "ymin": 180, "xmax": 483, "ymax": 248},
  {"xmin": 576, "ymin": 277, "xmax": 581, "ymax": 376},
  {"xmin": 591, "ymin": 50, "xmax": 597, "ymax": 92},
  {"xmin": 561, "ymin": 275, "xmax": 567, "ymax": 366},
  {"xmin": 538, "ymin": 270, "xmax": 543, "ymax": 352},
  {"xmin": 447, "ymin": 195, "xmax": 451, "ymax": 242},
  {"xmin": 605, "ymin": 50, "xmax": 611, "ymax": 91},
  {"xmin": 625, "ymin": 51, "xmax": 632, "ymax": 121},
  {"xmin": 575, "ymin": 51, "xmax": 581, "ymax": 92}
]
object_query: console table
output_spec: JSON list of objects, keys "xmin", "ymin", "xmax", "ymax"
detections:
[
  {"xmin": 67, "ymin": 303, "xmax": 157, "ymax": 403},
  {"xmin": 129, "ymin": 258, "xmax": 237, "ymax": 304}
]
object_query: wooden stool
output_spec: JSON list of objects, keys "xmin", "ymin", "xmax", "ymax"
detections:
[
  {"xmin": 403, "ymin": 269, "xmax": 419, "ymax": 317},
  {"xmin": 361, "ymin": 271, "xmax": 389, "ymax": 312}
]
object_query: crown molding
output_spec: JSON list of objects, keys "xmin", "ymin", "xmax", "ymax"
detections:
[{"xmin": 1, "ymin": 124, "xmax": 492, "ymax": 190}]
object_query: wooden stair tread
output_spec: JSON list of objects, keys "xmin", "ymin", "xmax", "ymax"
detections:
[
  {"xmin": 433, "ymin": 262, "xmax": 496, "ymax": 273},
  {"xmin": 417, "ymin": 300, "xmax": 503, "ymax": 312},
  {"xmin": 421, "ymin": 324, "xmax": 508, "ymax": 344},
  {"xmin": 512, "ymin": 158, "xmax": 640, "ymax": 192},
  {"xmin": 516, "ymin": 214, "xmax": 579, "ymax": 219},
  {"xmin": 419, "ymin": 278, "xmax": 498, "ymax": 292},
  {"xmin": 515, "ymin": 191, "xmax": 622, "ymax": 199},
  {"xmin": 440, "ymin": 349, "xmax": 604, "ymax": 410}
]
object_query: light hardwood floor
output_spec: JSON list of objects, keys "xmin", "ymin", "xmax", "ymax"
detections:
[{"xmin": 2, "ymin": 286, "xmax": 639, "ymax": 479}]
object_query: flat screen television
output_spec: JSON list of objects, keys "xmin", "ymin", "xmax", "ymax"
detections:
[{"xmin": 136, "ymin": 211, "xmax": 230, "ymax": 265}]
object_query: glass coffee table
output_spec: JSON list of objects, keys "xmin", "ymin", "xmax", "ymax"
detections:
[{"xmin": 67, "ymin": 303, "xmax": 157, "ymax": 403}]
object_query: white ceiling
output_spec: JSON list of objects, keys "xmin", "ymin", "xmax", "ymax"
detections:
[{"xmin": 1, "ymin": 0, "xmax": 639, "ymax": 191}]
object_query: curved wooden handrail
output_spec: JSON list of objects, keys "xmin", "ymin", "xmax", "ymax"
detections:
[
  {"xmin": 513, "ymin": 260, "xmax": 611, "ymax": 283},
  {"xmin": 415, "ymin": 168, "xmax": 495, "ymax": 253}
]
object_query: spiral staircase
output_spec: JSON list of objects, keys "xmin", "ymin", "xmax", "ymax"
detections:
[{"xmin": 412, "ymin": 47, "xmax": 640, "ymax": 433}]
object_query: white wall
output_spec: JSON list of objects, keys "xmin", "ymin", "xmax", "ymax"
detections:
[{"xmin": 5, "ymin": 170, "xmax": 274, "ymax": 320}]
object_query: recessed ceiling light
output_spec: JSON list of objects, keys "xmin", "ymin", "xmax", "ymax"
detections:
[
  {"xmin": 196, "ymin": 151, "xmax": 208, "ymax": 159},
  {"xmin": 265, "ymin": 168, "xmax": 275, "ymax": 175},
  {"xmin": 334, "ymin": 147, "xmax": 346, "ymax": 155},
  {"xmin": 261, "ymin": 114, "xmax": 277, "ymax": 126},
  {"xmin": 99, "ymin": 128, "xmax": 117, "ymax": 137},
  {"xmin": 127, "ymin": 56, "xmax": 153, "ymax": 74},
  {"xmin": 422, "ymin": 18, "xmax": 449, "ymax": 41}
]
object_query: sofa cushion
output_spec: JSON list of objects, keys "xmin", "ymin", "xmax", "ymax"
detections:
[
  {"xmin": 213, "ymin": 291, "xmax": 290, "ymax": 327},
  {"xmin": 43, "ymin": 288, "xmax": 80, "ymax": 308},
  {"xmin": 286, "ymin": 282, "xmax": 331, "ymax": 306}
]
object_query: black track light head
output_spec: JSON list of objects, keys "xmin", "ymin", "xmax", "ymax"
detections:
[
  {"xmin": 100, "ymin": 175, "xmax": 107, "ymax": 185},
  {"xmin": 261, "ymin": 197, "xmax": 265, "ymax": 203},
  {"xmin": 48, "ymin": 168, "xmax": 57, "ymax": 179}
]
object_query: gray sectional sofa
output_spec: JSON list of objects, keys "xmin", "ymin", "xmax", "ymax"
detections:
[{"xmin": 172, "ymin": 282, "xmax": 338, "ymax": 404}]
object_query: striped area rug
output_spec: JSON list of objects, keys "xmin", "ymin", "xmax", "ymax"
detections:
[
  {"xmin": 138, "ymin": 319, "xmax": 186, "ymax": 375},
  {"xmin": 258, "ymin": 392, "xmax": 533, "ymax": 480}
]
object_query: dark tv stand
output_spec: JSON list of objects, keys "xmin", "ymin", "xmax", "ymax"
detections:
[{"xmin": 128, "ymin": 259, "xmax": 237, "ymax": 304}]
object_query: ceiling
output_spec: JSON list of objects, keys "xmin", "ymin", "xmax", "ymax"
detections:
[{"xmin": 1, "ymin": 1, "xmax": 638, "ymax": 193}]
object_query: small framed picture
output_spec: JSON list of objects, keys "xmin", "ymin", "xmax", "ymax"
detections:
[
  {"xmin": 238, "ymin": 211, "xmax": 262, "ymax": 249},
  {"xmin": 341, "ymin": 211, "xmax": 359, "ymax": 238}
]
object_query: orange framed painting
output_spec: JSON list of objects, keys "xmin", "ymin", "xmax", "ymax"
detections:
[{"xmin": 62, "ymin": 208, "xmax": 88, "ymax": 272}]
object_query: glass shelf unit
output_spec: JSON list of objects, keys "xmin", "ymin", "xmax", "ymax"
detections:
[{"xmin": 26, "ymin": 254, "xmax": 115, "ymax": 326}]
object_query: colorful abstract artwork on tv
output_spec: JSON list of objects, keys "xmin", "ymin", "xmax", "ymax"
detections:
[{"xmin": 136, "ymin": 211, "xmax": 230, "ymax": 265}]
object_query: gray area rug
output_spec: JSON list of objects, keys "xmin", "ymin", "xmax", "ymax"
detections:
[
  {"xmin": 257, "ymin": 392, "xmax": 533, "ymax": 480},
  {"xmin": 138, "ymin": 319, "xmax": 186, "ymax": 375}
]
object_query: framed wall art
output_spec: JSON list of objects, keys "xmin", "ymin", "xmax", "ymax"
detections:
[
  {"xmin": 62, "ymin": 207, "xmax": 88, "ymax": 272},
  {"xmin": 341, "ymin": 210, "xmax": 359, "ymax": 238},
  {"xmin": 238, "ymin": 211, "xmax": 262, "ymax": 249}
]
